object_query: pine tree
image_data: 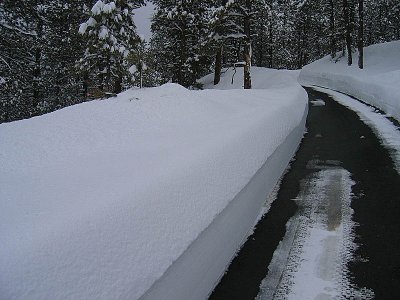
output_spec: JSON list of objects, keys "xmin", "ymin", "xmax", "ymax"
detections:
[
  {"xmin": 358, "ymin": 0, "xmax": 364, "ymax": 69},
  {"xmin": 343, "ymin": 0, "xmax": 353, "ymax": 65},
  {"xmin": 207, "ymin": 0, "xmax": 232, "ymax": 85},
  {"xmin": 78, "ymin": 0, "xmax": 144, "ymax": 96},
  {"xmin": 150, "ymin": 0, "xmax": 212, "ymax": 87},
  {"xmin": 242, "ymin": 0, "xmax": 252, "ymax": 89},
  {"xmin": 252, "ymin": 0, "xmax": 270, "ymax": 68},
  {"xmin": 126, "ymin": 37, "xmax": 151, "ymax": 88},
  {"xmin": 213, "ymin": 0, "xmax": 256, "ymax": 88},
  {"xmin": 0, "ymin": 0, "xmax": 91, "ymax": 122},
  {"xmin": 43, "ymin": 0, "xmax": 89, "ymax": 109},
  {"xmin": 0, "ymin": 0, "xmax": 48, "ymax": 121},
  {"xmin": 329, "ymin": 0, "xmax": 337, "ymax": 59}
]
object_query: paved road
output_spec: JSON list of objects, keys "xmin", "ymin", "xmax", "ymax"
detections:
[{"xmin": 209, "ymin": 87, "xmax": 400, "ymax": 299}]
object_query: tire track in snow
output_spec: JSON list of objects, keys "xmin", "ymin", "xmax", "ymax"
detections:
[{"xmin": 257, "ymin": 163, "xmax": 374, "ymax": 299}]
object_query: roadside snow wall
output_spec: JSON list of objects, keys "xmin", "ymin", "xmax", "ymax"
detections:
[
  {"xmin": 299, "ymin": 40, "xmax": 400, "ymax": 121},
  {"xmin": 1, "ymin": 78, "xmax": 307, "ymax": 299}
]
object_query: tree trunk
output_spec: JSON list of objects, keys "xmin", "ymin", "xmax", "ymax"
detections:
[
  {"xmin": 83, "ymin": 71, "xmax": 89, "ymax": 99},
  {"xmin": 214, "ymin": 45, "xmax": 223, "ymax": 85},
  {"xmin": 243, "ymin": 44, "xmax": 251, "ymax": 89},
  {"xmin": 114, "ymin": 58, "xmax": 123, "ymax": 93},
  {"xmin": 243, "ymin": 0, "xmax": 252, "ymax": 90},
  {"xmin": 358, "ymin": 0, "xmax": 364, "ymax": 69},
  {"xmin": 296, "ymin": 25, "xmax": 302, "ymax": 69},
  {"xmin": 114, "ymin": 71, "xmax": 122, "ymax": 94},
  {"xmin": 178, "ymin": 20, "xmax": 187, "ymax": 86},
  {"xmin": 268, "ymin": 22, "xmax": 273, "ymax": 68},
  {"xmin": 106, "ymin": 51, "xmax": 111, "ymax": 92},
  {"xmin": 329, "ymin": 0, "xmax": 336, "ymax": 58},
  {"xmin": 343, "ymin": 0, "xmax": 352, "ymax": 65},
  {"xmin": 32, "ymin": 17, "xmax": 43, "ymax": 111}
]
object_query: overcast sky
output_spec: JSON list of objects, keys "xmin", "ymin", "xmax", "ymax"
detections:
[{"xmin": 134, "ymin": 2, "xmax": 155, "ymax": 41}]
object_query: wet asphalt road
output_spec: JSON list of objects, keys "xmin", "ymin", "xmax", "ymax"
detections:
[{"xmin": 209, "ymin": 87, "xmax": 400, "ymax": 299}]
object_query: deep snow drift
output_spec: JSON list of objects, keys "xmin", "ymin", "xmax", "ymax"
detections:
[
  {"xmin": 299, "ymin": 40, "xmax": 400, "ymax": 121},
  {"xmin": 1, "ymin": 69, "xmax": 307, "ymax": 299}
]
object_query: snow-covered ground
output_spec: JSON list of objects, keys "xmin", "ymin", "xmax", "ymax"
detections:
[
  {"xmin": 200, "ymin": 66, "xmax": 300, "ymax": 90},
  {"xmin": 299, "ymin": 40, "xmax": 400, "ymax": 121},
  {"xmin": 0, "ymin": 68, "xmax": 307, "ymax": 299}
]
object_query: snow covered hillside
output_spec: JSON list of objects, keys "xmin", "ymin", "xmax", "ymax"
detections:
[
  {"xmin": 0, "ymin": 70, "xmax": 307, "ymax": 299},
  {"xmin": 299, "ymin": 40, "xmax": 400, "ymax": 121}
]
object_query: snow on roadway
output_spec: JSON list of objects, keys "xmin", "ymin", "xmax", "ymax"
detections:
[
  {"xmin": 313, "ymin": 86, "xmax": 400, "ymax": 174},
  {"xmin": 257, "ymin": 163, "xmax": 374, "ymax": 300},
  {"xmin": 299, "ymin": 40, "xmax": 400, "ymax": 121},
  {"xmin": 0, "ymin": 70, "xmax": 307, "ymax": 299},
  {"xmin": 310, "ymin": 99, "xmax": 326, "ymax": 106}
]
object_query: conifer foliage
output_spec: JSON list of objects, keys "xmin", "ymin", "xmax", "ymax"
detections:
[
  {"xmin": 1, "ymin": 0, "xmax": 399, "ymax": 123},
  {"xmin": 78, "ymin": 0, "xmax": 144, "ymax": 96},
  {"xmin": 150, "ymin": 0, "xmax": 211, "ymax": 87},
  {"xmin": 0, "ymin": 0, "xmax": 93, "ymax": 122}
]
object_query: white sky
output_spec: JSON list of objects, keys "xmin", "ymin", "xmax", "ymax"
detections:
[{"xmin": 134, "ymin": 1, "xmax": 155, "ymax": 41}]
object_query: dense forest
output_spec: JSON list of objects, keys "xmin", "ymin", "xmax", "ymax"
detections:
[{"xmin": 1, "ymin": 0, "xmax": 399, "ymax": 123}]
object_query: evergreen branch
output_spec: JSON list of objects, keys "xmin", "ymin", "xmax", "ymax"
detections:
[{"xmin": 0, "ymin": 22, "xmax": 37, "ymax": 36}]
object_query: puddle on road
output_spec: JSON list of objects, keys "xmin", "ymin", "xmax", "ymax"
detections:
[{"xmin": 256, "ymin": 162, "xmax": 374, "ymax": 300}]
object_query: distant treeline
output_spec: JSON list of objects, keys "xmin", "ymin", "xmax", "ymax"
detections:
[{"xmin": 1, "ymin": 0, "xmax": 399, "ymax": 123}]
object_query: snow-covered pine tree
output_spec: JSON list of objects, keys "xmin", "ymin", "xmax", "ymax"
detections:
[
  {"xmin": 271, "ymin": 0, "xmax": 298, "ymax": 68},
  {"xmin": 42, "ymin": 0, "xmax": 89, "ymax": 110},
  {"xmin": 207, "ymin": 0, "xmax": 234, "ymax": 85},
  {"xmin": 252, "ymin": 0, "xmax": 270, "ymax": 68},
  {"xmin": 0, "ymin": 0, "xmax": 91, "ymax": 122},
  {"xmin": 0, "ymin": 0, "xmax": 50, "ymax": 121},
  {"xmin": 387, "ymin": 0, "xmax": 400, "ymax": 41},
  {"xmin": 253, "ymin": 0, "xmax": 279, "ymax": 68},
  {"xmin": 343, "ymin": 0, "xmax": 353, "ymax": 65},
  {"xmin": 78, "ymin": 0, "xmax": 144, "ymax": 96},
  {"xmin": 150, "ymin": 0, "xmax": 211, "ymax": 88},
  {"xmin": 220, "ymin": 0, "xmax": 255, "ymax": 88},
  {"xmin": 126, "ymin": 36, "xmax": 152, "ymax": 88},
  {"xmin": 364, "ymin": 0, "xmax": 400, "ymax": 45},
  {"xmin": 293, "ymin": 0, "xmax": 332, "ymax": 68}
]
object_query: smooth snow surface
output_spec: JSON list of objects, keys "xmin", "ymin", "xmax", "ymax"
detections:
[
  {"xmin": 141, "ymin": 118, "xmax": 306, "ymax": 300},
  {"xmin": 1, "ymin": 68, "xmax": 307, "ymax": 299},
  {"xmin": 200, "ymin": 66, "xmax": 300, "ymax": 90},
  {"xmin": 299, "ymin": 40, "xmax": 400, "ymax": 121},
  {"xmin": 257, "ymin": 165, "xmax": 374, "ymax": 299}
]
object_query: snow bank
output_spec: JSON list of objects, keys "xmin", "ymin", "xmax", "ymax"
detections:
[
  {"xmin": 200, "ymin": 66, "xmax": 300, "ymax": 90},
  {"xmin": 1, "ymin": 70, "xmax": 307, "ymax": 299},
  {"xmin": 299, "ymin": 40, "xmax": 400, "ymax": 121}
]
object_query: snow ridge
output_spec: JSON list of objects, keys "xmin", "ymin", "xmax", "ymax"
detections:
[
  {"xmin": 0, "ymin": 72, "xmax": 307, "ymax": 299},
  {"xmin": 299, "ymin": 40, "xmax": 400, "ymax": 121}
]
